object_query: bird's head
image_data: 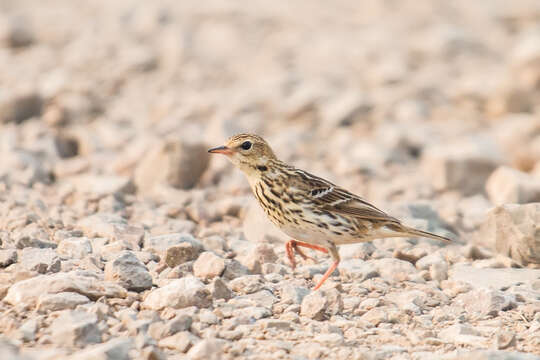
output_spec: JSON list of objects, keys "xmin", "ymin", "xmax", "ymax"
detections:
[{"xmin": 208, "ymin": 133, "xmax": 277, "ymax": 175}]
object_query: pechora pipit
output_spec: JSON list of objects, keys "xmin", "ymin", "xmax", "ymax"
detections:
[{"xmin": 209, "ymin": 134, "xmax": 451, "ymax": 290}]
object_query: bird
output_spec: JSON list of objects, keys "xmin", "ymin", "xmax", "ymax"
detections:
[{"xmin": 208, "ymin": 133, "xmax": 452, "ymax": 290}]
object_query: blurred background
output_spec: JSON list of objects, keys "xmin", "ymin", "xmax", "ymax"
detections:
[{"xmin": 1, "ymin": 0, "xmax": 540, "ymax": 239}]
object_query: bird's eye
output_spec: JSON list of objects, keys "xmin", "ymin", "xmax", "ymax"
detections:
[{"xmin": 241, "ymin": 141, "xmax": 252, "ymax": 150}]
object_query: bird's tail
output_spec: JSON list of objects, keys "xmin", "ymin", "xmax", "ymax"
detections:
[{"xmin": 401, "ymin": 226, "xmax": 453, "ymax": 242}]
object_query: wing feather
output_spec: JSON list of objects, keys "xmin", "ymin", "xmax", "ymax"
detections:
[{"xmin": 290, "ymin": 167, "xmax": 400, "ymax": 223}]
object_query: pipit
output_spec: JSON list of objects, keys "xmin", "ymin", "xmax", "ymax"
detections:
[{"xmin": 209, "ymin": 134, "xmax": 451, "ymax": 290}]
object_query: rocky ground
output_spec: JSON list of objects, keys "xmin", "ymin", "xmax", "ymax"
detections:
[{"xmin": 1, "ymin": 0, "xmax": 540, "ymax": 359}]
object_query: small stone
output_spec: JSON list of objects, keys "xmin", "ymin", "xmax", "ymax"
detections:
[
  {"xmin": 238, "ymin": 243, "xmax": 279, "ymax": 273},
  {"xmin": 262, "ymin": 263, "xmax": 288, "ymax": 275},
  {"xmin": 415, "ymin": 253, "xmax": 448, "ymax": 281},
  {"xmin": 78, "ymin": 214, "xmax": 144, "ymax": 248},
  {"xmin": 20, "ymin": 248, "xmax": 60, "ymax": 274},
  {"xmin": 259, "ymin": 319, "xmax": 291, "ymax": 331},
  {"xmin": 486, "ymin": 166, "xmax": 540, "ymax": 205},
  {"xmin": 64, "ymin": 338, "xmax": 133, "ymax": 360},
  {"xmin": 0, "ymin": 249, "xmax": 17, "ymax": 267},
  {"xmin": 0, "ymin": 16, "xmax": 34, "ymax": 48},
  {"xmin": 361, "ymin": 307, "xmax": 389, "ymax": 325},
  {"xmin": 17, "ymin": 318, "xmax": 37, "ymax": 342},
  {"xmin": 233, "ymin": 306, "xmax": 272, "ymax": 320},
  {"xmin": 339, "ymin": 259, "xmax": 379, "ymax": 281},
  {"xmin": 0, "ymin": 338, "xmax": 21, "ymax": 359},
  {"xmin": 0, "ymin": 90, "xmax": 42, "ymax": 124},
  {"xmin": 496, "ymin": 330, "xmax": 516, "ymax": 350},
  {"xmin": 222, "ymin": 259, "xmax": 250, "ymax": 280},
  {"xmin": 187, "ymin": 338, "xmax": 225, "ymax": 360},
  {"xmin": 199, "ymin": 309, "xmax": 219, "ymax": 325},
  {"xmin": 37, "ymin": 292, "xmax": 90, "ymax": 312},
  {"xmin": 314, "ymin": 333, "xmax": 344, "ymax": 347},
  {"xmin": 50, "ymin": 310, "xmax": 102, "ymax": 346},
  {"xmin": 142, "ymin": 277, "xmax": 211, "ymax": 310},
  {"xmin": 280, "ymin": 284, "xmax": 309, "ymax": 305},
  {"xmin": 430, "ymin": 262, "xmax": 448, "ymax": 281},
  {"xmin": 208, "ymin": 277, "xmax": 233, "ymax": 300},
  {"xmin": 144, "ymin": 233, "xmax": 203, "ymax": 260},
  {"xmin": 300, "ymin": 291, "xmax": 328, "ymax": 320},
  {"xmin": 193, "ymin": 251, "xmax": 226, "ymax": 279},
  {"xmin": 387, "ymin": 290, "xmax": 428, "ymax": 315},
  {"xmin": 476, "ymin": 203, "xmax": 540, "ymax": 266},
  {"xmin": 438, "ymin": 324, "xmax": 487, "ymax": 346},
  {"xmin": 134, "ymin": 139, "xmax": 210, "ymax": 192},
  {"xmin": 149, "ymin": 315, "xmax": 192, "ymax": 340},
  {"xmin": 158, "ymin": 331, "xmax": 199, "ymax": 352},
  {"xmin": 105, "ymin": 251, "xmax": 152, "ymax": 292},
  {"xmin": 140, "ymin": 346, "xmax": 166, "ymax": 360},
  {"xmin": 165, "ymin": 242, "xmax": 203, "ymax": 267},
  {"xmin": 15, "ymin": 235, "xmax": 56, "ymax": 249},
  {"xmin": 492, "ymin": 114, "xmax": 540, "ymax": 171},
  {"xmin": 368, "ymin": 258, "xmax": 417, "ymax": 283},
  {"xmin": 228, "ymin": 275, "xmax": 264, "ymax": 294},
  {"xmin": 57, "ymin": 237, "xmax": 93, "ymax": 259},
  {"xmin": 455, "ymin": 289, "xmax": 515, "ymax": 316}
]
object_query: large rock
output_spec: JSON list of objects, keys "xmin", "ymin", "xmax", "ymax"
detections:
[
  {"xmin": 421, "ymin": 136, "xmax": 504, "ymax": 195},
  {"xmin": 476, "ymin": 203, "xmax": 540, "ymax": 265},
  {"xmin": 134, "ymin": 139, "xmax": 210, "ymax": 192},
  {"xmin": 4, "ymin": 271, "xmax": 127, "ymax": 307},
  {"xmin": 104, "ymin": 251, "xmax": 153, "ymax": 291},
  {"xmin": 142, "ymin": 277, "xmax": 211, "ymax": 310},
  {"xmin": 486, "ymin": 166, "xmax": 540, "ymax": 205},
  {"xmin": 449, "ymin": 265, "xmax": 540, "ymax": 290}
]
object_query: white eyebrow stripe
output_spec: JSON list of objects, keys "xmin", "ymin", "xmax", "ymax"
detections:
[{"xmin": 313, "ymin": 186, "xmax": 334, "ymax": 198}]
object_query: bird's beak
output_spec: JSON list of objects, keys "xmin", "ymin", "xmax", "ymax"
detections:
[{"xmin": 208, "ymin": 145, "xmax": 233, "ymax": 156}]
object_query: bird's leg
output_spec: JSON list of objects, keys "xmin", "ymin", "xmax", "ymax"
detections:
[
  {"xmin": 313, "ymin": 245, "xmax": 340, "ymax": 291},
  {"xmin": 286, "ymin": 240, "xmax": 327, "ymax": 269},
  {"xmin": 285, "ymin": 240, "xmax": 297, "ymax": 269},
  {"xmin": 292, "ymin": 241, "xmax": 329, "ymax": 255}
]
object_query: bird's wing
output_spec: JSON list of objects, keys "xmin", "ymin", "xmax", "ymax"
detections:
[{"xmin": 290, "ymin": 168, "xmax": 400, "ymax": 223}]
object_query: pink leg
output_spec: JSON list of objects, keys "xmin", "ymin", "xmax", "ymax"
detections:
[
  {"xmin": 313, "ymin": 260, "xmax": 340, "ymax": 291},
  {"xmin": 285, "ymin": 240, "xmax": 328, "ymax": 269}
]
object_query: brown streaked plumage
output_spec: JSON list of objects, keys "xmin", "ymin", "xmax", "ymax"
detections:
[{"xmin": 209, "ymin": 133, "xmax": 452, "ymax": 290}]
